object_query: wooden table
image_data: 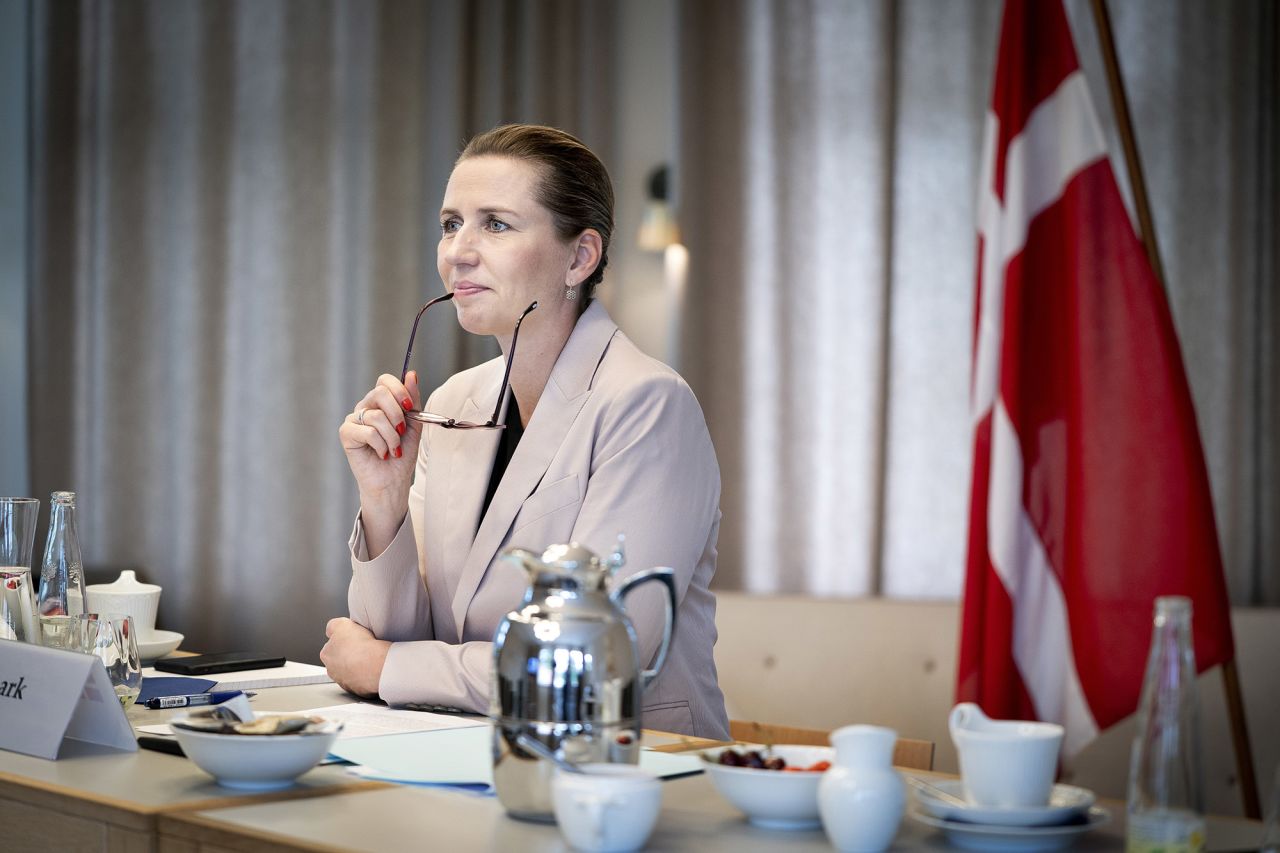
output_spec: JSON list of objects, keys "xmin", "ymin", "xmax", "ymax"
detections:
[
  {"xmin": 0, "ymin": 677, "xmax": 727, "ymax": 852},
  {"xmin": 154, "ymin": 773, "xmax": 1266, "ymax": 852},
  {"xmin": 1, "ymin": 679, "xmax": 1264, "ymax": 852},
  {"xmin": 0, "ymin": 683, "xmax": 388, "ymax": 852}
]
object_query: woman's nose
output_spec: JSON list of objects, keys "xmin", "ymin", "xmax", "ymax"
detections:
[{"xmin": 442, "ymin": 226, "xmax": 480, "ymax": 266}]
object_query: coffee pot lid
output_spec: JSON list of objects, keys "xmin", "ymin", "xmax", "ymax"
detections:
[
  {"xmin": 539, "ymin": 542, "xmax": 604, "ymax": 571},
  {"xmin": 539, "ymin": 536, "xmax": 626, "ymax": 573}
]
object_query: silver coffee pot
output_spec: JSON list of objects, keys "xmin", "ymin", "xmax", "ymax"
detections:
[{"xmin": 491, "ymin": 536, "xmax": 677, "ymax": 820}]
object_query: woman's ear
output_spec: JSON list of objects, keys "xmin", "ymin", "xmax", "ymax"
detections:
[{"xmin": 567, "ymin": 230, "xmax": 604, "ymax": 287}]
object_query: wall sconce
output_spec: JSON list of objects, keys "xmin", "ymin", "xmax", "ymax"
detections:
[{"xmin": 637, "ymin": 165, "xmax": 680, "ymax": 251}]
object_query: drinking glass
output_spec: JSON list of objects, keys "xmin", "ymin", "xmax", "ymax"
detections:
[
  {"xmin": 40, "ymin": 614, "xmax": 81, "ymax": 649},
  {"xmin": 0, "ymin": 497, "xmax": 40, "ymax": 643},
  {"xmin": 1, "ymin": 570, "xmax": 38, "ymax": 643},
  {"xmin": 78, "ymin": 613, "xmax": 143, "ymax": 709}
]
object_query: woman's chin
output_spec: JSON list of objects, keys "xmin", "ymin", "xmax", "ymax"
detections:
[{"xmin": 452, "ymin": 305, "xmax": 501, "ymax": 338}]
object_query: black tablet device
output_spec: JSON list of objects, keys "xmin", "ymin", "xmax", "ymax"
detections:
[{"xmin": 153, "ymin": 652, "xmax": 286, "ymax": 676}]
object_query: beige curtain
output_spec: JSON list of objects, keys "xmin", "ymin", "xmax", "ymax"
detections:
[
  {"xmin": 28, "ymin": 0, "xmax": 619, "ymax": 662},
  {"xmin": 27, "ymin": 0, "xmax": 1278, "ymax": 671},
  {"xmin": 676, "ymin": 0, "xmax": 1280, "ymax": 604}
]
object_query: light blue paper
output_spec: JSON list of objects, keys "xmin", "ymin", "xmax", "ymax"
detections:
[
  {"xmin": 327, "ymin": 725, "xmax": 705, "ymax": 787},
  {"xmin": 329, "ymin": 725, "xmax": 494, "ymax": 785}
]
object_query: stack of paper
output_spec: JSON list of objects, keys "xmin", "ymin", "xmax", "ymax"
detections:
[
  {"xmin": 328, "ymin": 720, "xmax": 705, "ymax": 787},
  {"xmin": 139, "ymin": 661, "xmax": 332, "ymax": 691}
]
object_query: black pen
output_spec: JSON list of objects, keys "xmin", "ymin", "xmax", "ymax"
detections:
[{"xmin": 144, "ymin": 690, "xmax": 256, "ymax": 710}]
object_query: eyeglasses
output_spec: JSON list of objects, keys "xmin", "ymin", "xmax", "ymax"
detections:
[{"xmin": 399, "ymin": 292, "xmax": 538, "ymax": 429}]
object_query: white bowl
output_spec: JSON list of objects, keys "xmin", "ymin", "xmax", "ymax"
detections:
[
  {"xmin": 704, "ymin": 745, "xmax": 833, "ymax": 829},
  {"xmin": 170, "ymin": 718, "xmax": 341, "ymax": 790},
  {"xmin": 137, "ymin": 629, "xmax": 184, "ymax": 661}
]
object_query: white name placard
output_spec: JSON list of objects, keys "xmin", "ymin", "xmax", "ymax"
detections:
[{"xmin": 0, "ymin": 642, "xmax": 137, "ymax": 759}]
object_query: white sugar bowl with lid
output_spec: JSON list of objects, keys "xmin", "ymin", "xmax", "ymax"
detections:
[{"xmin": 86, "ymin": 570, "xmax": 161, "ymax": 640}]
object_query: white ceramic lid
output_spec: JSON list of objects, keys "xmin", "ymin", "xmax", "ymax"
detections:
[{"xmin": 86, "ymin": 569, "xmax": 161, "ymax": 594}]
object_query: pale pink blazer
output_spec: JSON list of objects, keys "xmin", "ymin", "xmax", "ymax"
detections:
[{"xmin": 346, "ymin": 300, "xmax": 730, "ymax": 739}]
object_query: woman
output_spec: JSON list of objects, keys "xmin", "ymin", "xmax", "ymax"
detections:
[{"xmin": 322, "ymin": 124, "xmax": 728, "ymax": 739}]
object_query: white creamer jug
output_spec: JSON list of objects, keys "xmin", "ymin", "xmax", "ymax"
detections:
[{"xmin": 818, "ymin": 725, "xmax": 905, "ymax": 852}]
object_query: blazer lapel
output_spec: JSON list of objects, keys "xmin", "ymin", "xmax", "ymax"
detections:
[{"xmin": 450, "ymin": 301, "xmax": 618, "ymax": 640}]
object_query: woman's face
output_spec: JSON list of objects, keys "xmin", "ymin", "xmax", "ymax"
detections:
[{"xmin": 437, "ymin": 155, "xmax": 580, "ymax": 339}]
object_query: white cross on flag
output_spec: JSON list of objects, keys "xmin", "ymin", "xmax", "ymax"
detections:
[{"xmin": 957, "ymin": 0, "xmax": 1234, "ymax": 758}]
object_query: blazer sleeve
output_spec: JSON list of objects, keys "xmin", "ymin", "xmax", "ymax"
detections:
[
  {"xmin": 375, "ymin": 372, "xmax": 719, "ymax": 713},
  {"xmin": 378, "ymin": 637, "xmax": 493, "ymax": 709},
  {"xmin": 570, "ymin": 372, "xmax": 720, "ymax": 670},
  {"xmin": 346, "ymin": 391, "xmax": 437, "ymax": 642}
]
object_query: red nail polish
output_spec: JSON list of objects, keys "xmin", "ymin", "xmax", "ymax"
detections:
[
  {"xmin": 394, "ymin": 446, "xmax": 402, "ymax": 459},
  {"xmin": 382, "ymin": 450, "xmax": 389, "ymax": 460},
  {"xmin": 396, "ymin": 422, "xmax": 406, "ymax": 436},
  {"xmin": 401, "ymin": 397, "xmax": 413, "ymax": 411}
]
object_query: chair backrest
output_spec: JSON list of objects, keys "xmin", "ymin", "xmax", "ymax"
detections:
[{"xmin": 729, "ymin": 719, "xmax": 935, "ymax": 771}]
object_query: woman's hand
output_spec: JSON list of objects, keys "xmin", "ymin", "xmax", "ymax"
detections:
[
  {"xmin": 320, "ymin": 617, "xmax": 391, "ymax": 698},
  {"xmin": 340, "ymin": 371, "xmax": 422, "ymax": 554}
]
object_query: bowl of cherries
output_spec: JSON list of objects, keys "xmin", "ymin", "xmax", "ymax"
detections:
[{"xmin": 702, "ymin": 745, "xmax": 834, "ymax": 830}]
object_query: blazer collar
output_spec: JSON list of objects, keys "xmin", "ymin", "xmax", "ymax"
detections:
[{"xmin": 449, "ymin": 300, "xmax": 618, "ymax": 639}]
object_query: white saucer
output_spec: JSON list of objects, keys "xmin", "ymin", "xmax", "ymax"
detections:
[
  {"xmin": 915, "ymin": 780, "xmax": 1096, "ymax": 827},
  {"xmin": 911, "ymin": 806, "xmax": 1110, "ymax": 852},
  {"xmin": 137, "ymin": 629, "xmax": 184, "ymax": 661}
]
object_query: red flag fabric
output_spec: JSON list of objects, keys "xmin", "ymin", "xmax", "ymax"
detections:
[{"xmin": 958, "ymin": 0, "xmax": 1234, "ymax": 758}]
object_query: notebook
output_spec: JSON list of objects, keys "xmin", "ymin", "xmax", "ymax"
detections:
[
  {"xmin": 137, "ymin": 676, "xmax": 217, "ymax": 704},
  {"xmin": 140, "ymin": 660, "xmax": 332, "ymax": 691}
]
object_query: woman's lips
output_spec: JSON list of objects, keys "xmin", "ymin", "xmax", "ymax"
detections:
[{"xmin": 453, "ymin": 282, "xmax": 488, "ymax": 297}]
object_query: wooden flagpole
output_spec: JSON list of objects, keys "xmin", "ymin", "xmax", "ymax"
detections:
[{"xmin": 1087, "ymin": 0, "xmax": 1261, "ymax": 821}]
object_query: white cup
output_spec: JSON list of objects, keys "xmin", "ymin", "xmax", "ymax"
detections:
[
  {"xmin": 552, "ymin": 764, "xmax": 662, "ymax": 853},
  {"xmin": 949, "ymin": 702, "xmax": 1064, "ymax": 808},
  {"xmin": 85, "ymin": 570, "xmax": 161, "ymax": 641}
]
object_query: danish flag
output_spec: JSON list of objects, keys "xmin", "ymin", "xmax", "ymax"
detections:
[{"xmin": 957, "ymin": 0, "xmax": 1234, "ymax": 757}]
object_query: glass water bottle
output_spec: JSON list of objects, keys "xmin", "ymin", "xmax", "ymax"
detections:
[
  {"xmin": 1126, "ymin": 596, "xmax": 1206, "ymax": 853},
  {"xmin": 36, "ymin": 491, "xmax": 87, "ymax": 648}
]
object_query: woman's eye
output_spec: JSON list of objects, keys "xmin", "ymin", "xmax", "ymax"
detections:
[
  {"xmin": 485, "ymin": 216, "xmax": 509, "ymax": 233},
  {"xmin": 440, "ymin": 218, "xmax": 460, "ymax": 235}
]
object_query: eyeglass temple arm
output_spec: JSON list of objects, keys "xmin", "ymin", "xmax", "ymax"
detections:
[
  {"xmin": 400, "ymin": 292, "xmax": 456, "ymax": 383},
  {"xmin": 489, "ymin": 301, "xmax": 539, "ymax": 426}
]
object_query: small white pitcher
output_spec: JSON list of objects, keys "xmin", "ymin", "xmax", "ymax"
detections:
[
  {"xmin": 949, "ymin": 702, "xmax": 1064, "ymax": 808},
  {"xmin": 818, "ymin": 725, "xmax": 905, "ymax": 853}
]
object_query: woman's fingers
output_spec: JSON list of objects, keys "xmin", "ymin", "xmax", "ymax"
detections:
[
  {"xmin": 344, "ymin": 381, "xmax": 410, "ymax": 459},
  {"xmin": 340, "ymin": 410, "xmax": 391, "ymax": 459},
  {"xmin": 338, "ymin": 372, "xmax": 423, "ymax": 466},
  {"xmin": 404, "ymin": 370, "xmax": 421, "ymax": 411},
  {"xmin": 360, "ymin": 404, "xmax": 403, "ymax": 458},
  {"xmin": 376, "ymin": 373, "xmax": 417, "ymax": 414}
]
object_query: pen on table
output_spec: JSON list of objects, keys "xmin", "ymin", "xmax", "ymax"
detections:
[{"xmin": 144, "ymin": 690, "xmax": 256, "ymax": 710}]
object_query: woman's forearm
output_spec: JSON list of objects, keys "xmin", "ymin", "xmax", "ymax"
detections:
[{"xmin": 359, "ymin": 492, "xmax": 408, "ymax": 559}]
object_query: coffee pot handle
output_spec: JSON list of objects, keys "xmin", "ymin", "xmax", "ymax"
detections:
[{"xmin": 609, "ymin": 567, "xmax": 678, "ymax": 690}]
